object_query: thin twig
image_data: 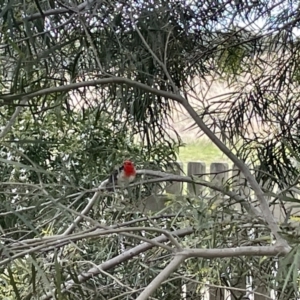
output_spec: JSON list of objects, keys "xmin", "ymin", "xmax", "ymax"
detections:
[
  {"xmin": 0, "ymin": 98, "xmax": 28, "ymax": 140},
  {"xmin": 205, "ymin": 283, "xmax": 272, "ymax": 300},
  {"xmin": 136, "ymin": 254, "xmax": 186, "ymax": 300},
  {"xmin": 20, "ymin": 0, "xmax": 91, "ymax": 23},
  {"xmin": 130, "ymin": 13, "xmax": 178, "ymax": 93},
  {"xmin": 62, "ymin": 179, "xmax": 108, "ymax": 235},
  {"xmin": 135, "ymin": 169, "xmax": 263, "ymax": 219}
]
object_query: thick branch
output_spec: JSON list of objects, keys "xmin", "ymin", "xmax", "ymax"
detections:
[
  {"xmin": 181, "ymin": 244, "xmax": 289, "ymax": 258},
  {"xmin": 0, "ymin": 77, "xmax": 184, "ymax": 104}
]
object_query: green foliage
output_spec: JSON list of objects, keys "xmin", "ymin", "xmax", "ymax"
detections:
[
  {"xmin": 0, "ymin": 103, "xmax": 179, "ymax": 229},
  {"xmin": 215, "ymin": 28, "xmax": 258, "ymax": 77},
  {"xmin": 0, "ymin": 105, "xmax": 180, "ymax": 299}
]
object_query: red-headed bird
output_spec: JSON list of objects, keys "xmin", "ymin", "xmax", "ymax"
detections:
[{"xmin": 106, "ymin": 160, "xmax": 136, "ymax": 190}]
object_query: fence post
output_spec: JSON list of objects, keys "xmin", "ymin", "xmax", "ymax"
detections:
[
  {"xmin": 187, "ymin": 162, "xmax": 206, "ymax": 196},
  {"xmin": 251, "ymin": 168, "xmax": 274, "ymax": 300},
  {"xmin": 208, "ymin": 162, "xmax": 230, "ymax": 300},
  {"xmin": 230, "ymin": 164, "xmax": 253, "ymax": 299},
  {"xmin": 165, "ymin": 162, "xmax": 184, "ymax": 194},
  {"xmin": 140, "ymin": 162, "xmax": 183, "ymax": 213},
  {"xmin": 209, "ymin": 284, "xmax": 228, "ymax": 300},
  {"xmin": 209, "ymin": 162, "xmax": 229, "ymax": 199},
  {"xmin": 139, "ymin": 161, "xmax": 165, "ymax": 213},
  {"xmin": 232, "ymin": 164, "xmax": 251, "ymax": 210}
]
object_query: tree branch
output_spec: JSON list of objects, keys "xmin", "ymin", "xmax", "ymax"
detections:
[
  {"xmin": 20, "ymin": 0, "xmax": 93, "ymax": 23},
  {"xmin": 0, "ymin": 168, "xmax": 260, "ymax": 219},
  {"xmin": 180, "ymin": 99, "xmax": 290, "ymax": 249},
  {"xmin": 136, "ymin": 254, "xmax": 187, "ymax": 300},
  {"xmin": 62, "ymin": 179, "xmax": 109, "ymax": 235},
  {"xmin": 0, "ymin": 98, "xmax": 28, "ymax": 140},
  {"xmin": 3, "ymin": 226, "xmax": 185, "ymax": 265},
  {"xmin": 40, "ymin": 227, "xmax": 194, "ymax": 300},
  {"xmin": 0, "ymin": 77, "xmax": 184, "ymax": 104},
  {"xmin": 181, "ymin": 244, "xmax": 288, "ymax": 258}
]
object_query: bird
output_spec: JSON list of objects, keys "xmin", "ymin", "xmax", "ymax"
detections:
[{"xmin": 106, "ymin": 160, "xmax": 137, "ymax": 191}]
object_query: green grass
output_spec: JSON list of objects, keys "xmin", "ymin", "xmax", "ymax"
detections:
[
  {"xmin": 177, "ymin": 138, "xmax": 230, "ymax": 165},
  {"xmin": 175, "ymin": 138, "xmax": 232, "ymax": 191}
]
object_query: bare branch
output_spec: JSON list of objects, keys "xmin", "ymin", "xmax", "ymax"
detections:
[
  {"xmin": 62, "ymin": 179, "xmax": 109, "ymax": 235},
  {"xmin": 136, "ymin": 254, "xmax": 186, "ymax": 300},
  {"xmin": 0, "ymin": 98, "xmax": 28, "ymax": 140},
  {"xmin": 3, "ymin": 226, "xmax": 183, "ymax": 265},
  {"xmin": 0, "ymin": 77, "xmax": 185, "ymax": 103},
  {"xmin": 20, "ymin": 0, "xmax": 93, "ymax": 23},
  {"xmin": 41, "ymin": 227, "xmax": 194, "ymax": 300},
  {"xmin": 181, "ymin": 244, "xmax": 289, "ymax": 258}
]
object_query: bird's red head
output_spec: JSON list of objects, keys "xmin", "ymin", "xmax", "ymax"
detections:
[{"xmin": 123, "ymin": 160, "xmax": 136, "ymax": 177}]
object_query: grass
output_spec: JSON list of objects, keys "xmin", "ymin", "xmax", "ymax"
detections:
[
  {"xmin": 177, "ymin": 138, "xmax": 230, "ymax": 165},
  {"xmin": 174, "ymin": 138, "xmax": 232, "ymax": 192}
]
